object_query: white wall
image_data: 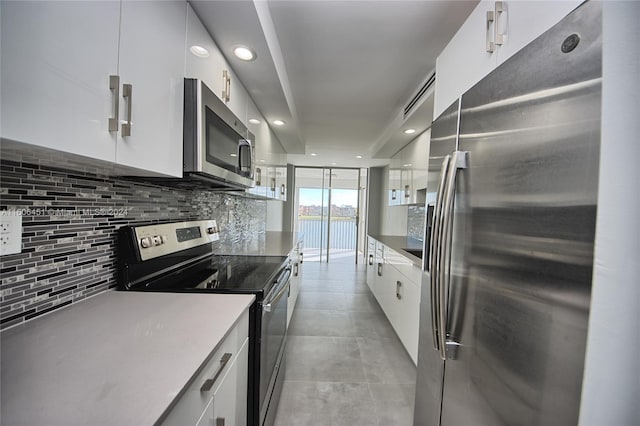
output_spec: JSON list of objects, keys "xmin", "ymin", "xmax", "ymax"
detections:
[{"xmin": 579, "ymin": 2, "xmax": 640, "ymax": 425}]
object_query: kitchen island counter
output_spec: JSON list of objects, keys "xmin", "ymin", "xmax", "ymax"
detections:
[{"xmin": 1, "ymin": 291, "xmax": 255, "ymax": 426}]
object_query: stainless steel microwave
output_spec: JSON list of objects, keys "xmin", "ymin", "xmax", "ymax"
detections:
[{"xmin": 183, "ymin": 78, "xmax": 254, "ymax": 189}]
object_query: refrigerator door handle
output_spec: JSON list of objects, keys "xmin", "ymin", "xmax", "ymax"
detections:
[
  {"xmin": 438, "ymin": 150, "xmax": 468, "ymax": 360},
  {"xmin": 430, "ymin": 155, "xmax": 451, "ymax": 352}
]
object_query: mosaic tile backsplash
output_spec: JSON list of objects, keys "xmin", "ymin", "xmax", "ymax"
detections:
[
  {"xmin": 0, "ymin": 159, "xmax": 266, "ymax": 329},
  {"xmin": 407, "ymin": 205, "xmax": 426, "ymax": 241}
]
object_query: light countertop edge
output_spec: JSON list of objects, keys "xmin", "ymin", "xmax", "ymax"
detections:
[
  {"xmin": 368, "ymin": 234, "xmax": 424, "ymax": 266},
  {"xmin": 1, "ymin": 291, "xmax": 255, "ymax": 426}
]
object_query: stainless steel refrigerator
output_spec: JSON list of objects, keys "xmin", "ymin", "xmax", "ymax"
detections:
[{"xmin": 414, "ymin": 2, "xmax": 601, "ymax": 425}]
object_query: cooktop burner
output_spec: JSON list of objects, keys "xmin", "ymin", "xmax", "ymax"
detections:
[{"xmin": 134, "ymin": 254, "xmax": 288, "ymax": 299}]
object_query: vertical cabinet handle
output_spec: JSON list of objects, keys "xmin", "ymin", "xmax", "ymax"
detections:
[
  {"xmin": 293, "ymin": 262, "xmax": 299, "ymax": 277},
  {"xmin": 404, "ymin": 184, "xmax": 410, "ymax": 199},
  {"xmin": 391, "ymin": 189, "xmax": 397, "ymax": 200},
  {"xmin": 222, "ymin": 70, "xmax": 231, "ymax": 103},
  {"xmin": 255, "ymin": 168, "xmax": 262, "ymax": 186},
  {"xmin": 396, "ymin": 281, "xmax": 402, "ymax": 300},
  {"xmin": 121, "ymin": 83, "xmax": 133, "ymax": 137},
  {"xmin": 108, "ymin": 75, "xmax": 120, "ymax": 132},
  {"xmin": 377, "ymin": 262, "xmax": 383, "ymax": 277},
  {"xmin": 200, "ymin": 353, "xmax": 232, "ymax": 392},
  {"xmin": 368, "ymin": 254, "xmax": 374, "ymax": 266},
  {"xmin": 300, "ymin": 252, "xmax": 303, "ymax": 263},
  {"xmin": 494, "ymin": 1, "xmax": 505, "ymax": 46},
  {"xmin": 280, "ymin": 184, "xmax": 286, "ymax": 196},
  {"xmin": 270, "ymin": 177, "xmax": 276, "ymax": 192},
  {"xmin": 216, "ymin": 418, "xmax": 225, "ymax": 426},
  {"xmin": 486, "ymin": 10, "xmax": 495, "ymax": 53}
]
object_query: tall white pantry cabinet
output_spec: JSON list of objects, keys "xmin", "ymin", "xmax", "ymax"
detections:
[{"xmin": 1, "ymin": 1, "xmax": 187, "ymax": 177}]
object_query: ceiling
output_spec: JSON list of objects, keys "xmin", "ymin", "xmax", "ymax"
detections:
[{"xmin": 190, "ymin": 0, "xmax": 478, "ymax": 167}]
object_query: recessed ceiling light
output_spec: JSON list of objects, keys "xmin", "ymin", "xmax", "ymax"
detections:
[
  {"xmin": 273, "ymin": 120, "xmax": 285, "ymax": 126},
  {"xmin": 404, "ymin": 128, "xmax": 416, "ymax": 134},
  {"xmin": 229, "ymin": 153, "xmax": 237, "ymax": 157},
  {"xmin": 310, "ymin": 153, "xmax": 317, "ymax": 156},
  {"xmin": 403, "ymin": 163, "xmax": 413, "ymax": 167},
  {"xmin": 331, "ymin": 162, "xmax": 337, "ymax": 166},
  {"xmin": 355, "ymin": 155, "xmax": 363, "ymax": 159},
  {"xmin": 190, "ymin": 45, "xmax": 209, "ymax": 58},
  {"xmin": 259, "ymin": 159, "xmax": 266, "ymax": 163},
  {"xmin": 233, "ymin": 45, "xmax": 256, "ymax": 61},
  {"xmin": 248, "ymin": 118, "xmax": 261, "ymax": 125}
]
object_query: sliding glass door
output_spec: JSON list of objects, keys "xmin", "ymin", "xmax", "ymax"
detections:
[{"xmin": 294, "ymin": 167, "xmax": 363, "ymax": 263}]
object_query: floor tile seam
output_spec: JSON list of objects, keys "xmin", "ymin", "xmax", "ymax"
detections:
[
  {"xmin": 281, "ymin": 379, "xmax": 372, "ymax": 385},
  {"xmin": 365, "ymin": 382, "xmax": 383, "ymax": 426}
]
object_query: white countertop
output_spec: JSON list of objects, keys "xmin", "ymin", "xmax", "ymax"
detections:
[
  {"xmin": 1, "ymin": 291, "xmax": 255, "ymax": 426},
  {"xmin": 369, "ymin": 234, "xmax": 424, "ymax": 266}
]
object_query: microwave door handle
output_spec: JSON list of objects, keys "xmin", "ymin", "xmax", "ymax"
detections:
[{"xmin": 238, "ymin": 139, "xmax": 252, "ymax": 174}]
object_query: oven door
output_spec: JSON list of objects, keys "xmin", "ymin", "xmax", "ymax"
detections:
[{"xmin": 259, "ymin": 264, "xmax": 291, "ymax": 426}]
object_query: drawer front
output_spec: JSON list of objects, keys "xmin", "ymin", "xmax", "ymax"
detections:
[{"xmin": 160, "ymin": 309, "xmax": 249, "ymax": 426}]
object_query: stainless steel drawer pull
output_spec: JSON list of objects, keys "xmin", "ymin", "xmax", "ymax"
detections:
[
  {"xmin": 396, "ymin": 280, "xmax": 402, "ymax": 300},
  {"xmin": 494, "ymin": 1, "xmax": 505, "ymax": 46},
  {"xmin": 108, "ymin": 75, "xmax": 119, "ymax": 132},
  {"xmin": 391, "ymin": 189, "xmax": 397, "ymax": 200},
  {"xmin": 377, "ymin": 262, "xmax": 383, "ymax": 277},
  {"xmin": 368, "ymin": 254, "xmax": 374, "ymax": 266},
  {"xmin": 200, "ymin": 353, "xmax": 232, "ymax": 392},
  {"xmin": 122, "ymin": 83, "xmax": 133, "ymax": 136},
  {"xmin": 486, "ymin": 10, "xmax": 495, "ymax": 53}
]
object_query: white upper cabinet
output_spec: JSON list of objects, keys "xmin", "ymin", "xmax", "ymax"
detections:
[
  {"xmin": 434, "ymin": 0, "xmax": 581, "ymax": 118},
  {"xmin": 434, "ymin": 0, "xmax": 497, "ymax": 118},
  {"xmin": 1, "ymin": 0, "xmax": 187, "ymax": 177},
  {"xmin": 388, "ymin": 130, "xmax": 429, "ymax": 205},
  {"xmin": 1, "ymin": 1, "xmax": 121, "ymax": 162},
  {"xmin": 494, "ymin": 1, "xmax": 581, "ymax": 65},
  {"xmin": 116, "ymin": 0, "xmax": 187, "ymax": 177},
  {"xmin": 185, "ymin": 4, "xmax": 248, "ymax": 124},
  {"xmin": 186, "ymin": 4, "xmax": 227, "ymax": 100}
]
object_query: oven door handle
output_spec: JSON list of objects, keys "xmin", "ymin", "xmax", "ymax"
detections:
[{"xmin": 263, "ymin": 269, "xmax": 291, "ymax": 312}]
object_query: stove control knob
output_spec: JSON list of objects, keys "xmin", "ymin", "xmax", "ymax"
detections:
[
  {"xmin": 152, "ymin": 236, "xmax": 162, "ymax": 246},
  {"xmin": 140, "ymin": 237, "xmax": 152, "ymax": 248}
]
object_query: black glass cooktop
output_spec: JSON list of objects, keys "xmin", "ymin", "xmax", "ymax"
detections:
[{"xmin": 137, "ymin": 255, "xmax": 288, "ymax": 300}]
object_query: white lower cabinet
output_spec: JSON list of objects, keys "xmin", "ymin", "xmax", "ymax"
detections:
[
  {"xmin": 366, "ymin": 236, "xmax": 421, "ymax": 364},
  {"xmin": 287, "ymin": 240, "xmax": 304, "ymax": 326},
  {"xmin": 161, "ymin": 310, "xmax": 249, "ymax": 426}
]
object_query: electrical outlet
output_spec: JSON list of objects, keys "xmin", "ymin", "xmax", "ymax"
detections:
[
  {"xmin": 210, "ymin": 220, "xmax": 220, "ymax": 242},
  {"xmin": 0, "ymin": 213, "xmax": 22, "ymax": 256}
]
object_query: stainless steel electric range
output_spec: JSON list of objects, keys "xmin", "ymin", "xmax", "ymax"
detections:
[{"xmin": 117, "ymin": 220, "xmax": 290, "ymax": 426}]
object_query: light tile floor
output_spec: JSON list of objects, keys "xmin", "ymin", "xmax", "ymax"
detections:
[{"xmin": 274, "ymin": 261, "xmax": 416, "ymax": 426}]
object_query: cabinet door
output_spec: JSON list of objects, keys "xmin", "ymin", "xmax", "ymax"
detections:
[
  {"xmin": 391, "ymin": 276, "xmax": 420, "ymax": 365},
  {"xmin": 226, "ymin": 70, "xmax": 248, "ymax": 125},
  {"xmin": 388, "ymin": 168, "xmax": 401, "ymax": 206},
  {"xmin": 185, "ymin": 4, "xmax": 227, "ymax": 100},
  {"xmin": 366, "ymin": 238, "xmax": 376, "ymax": 292},
  {"xmin": 412, "ymin": 130, "xmax": 430, "ymax": 200},
  {"xmin": 116, "ymin": 0, "xmax": 186, "ymax": 177},
  {"xmin": 433, "ymin": 0, "xmax": 497, "ymax": 118},
  {"xmin": 275, "ymin": 166, "xmax": 287, "ymax": 201},
  {"xmin": 1, "ymin": 1, "xmax": 120, "ymax": 161},
  {"xmin": 496, "ymin": 1, "xmax": 581, "ymax": 66},
  {"xmin": 209, "ymin": 339, "xmax": 249, "ymax": 426}
]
